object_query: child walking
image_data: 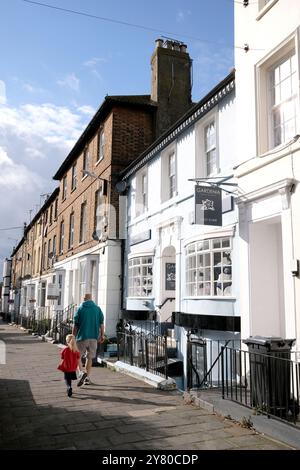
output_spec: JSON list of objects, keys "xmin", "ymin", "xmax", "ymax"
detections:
[{"xmin": 57, "ymin": 334, "xmax": 80, "ymax": 397}]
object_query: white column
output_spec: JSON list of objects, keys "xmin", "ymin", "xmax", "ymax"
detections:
[{"xmin": 238, "ymin": 202, "xmax": 251, "ymax": 341}]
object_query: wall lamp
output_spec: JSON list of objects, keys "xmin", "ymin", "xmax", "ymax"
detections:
[
  {"xmin": 82, "ymin": 170, "xmax": 108, "ymax": 195},
  {"xmin": 82, "ymin": 169, "xmax": 107, "ymax": 182}
]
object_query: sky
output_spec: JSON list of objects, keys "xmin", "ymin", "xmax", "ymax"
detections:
[{"xmin": 0, "ymin": 0, "xmax": 234, "ymax": 273}]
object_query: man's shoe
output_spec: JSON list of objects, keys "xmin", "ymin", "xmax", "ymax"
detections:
[
  {"xmin": 83, "ymin": 377, "xmax": 91, "ymax": 385},
  {"xmin": 67, "ymin": 387, "xmax": 73, "ymax": 397},
  {"xmin": 77, "ymin": 372, "xmax": 87, "ymax": 387}
]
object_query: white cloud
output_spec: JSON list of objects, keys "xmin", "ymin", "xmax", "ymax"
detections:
[
  {"xmin": 193, "ymin": 43, "xmax": 234, "ymax": 98},
  {"xmin": 77, "ymin": 105, "xmax": 95, "ymax": 116},
  {"xmin": 25, "ymin": 147, "xmax": 45, "ymax": 160},
  {"xmin": 83, "ymin": 57, "xmax": 106, "ymax": 67},
  {"xmin": 57, "ymin": 73, "xmax": 80, "ymax": 92},
  {"xmin": 0, "ymin": 147, "xmax": 44, "ymax": 190},
  {"xmin": 176, "ymin": 9, "xmax": 191, "ymax": 23},
  {"xmin": 0, "ymin": 80, "xmax": 6, "ymax": 105},
  {"xmin": 22, "ymin": 83, "xmax": 45, "ymax": 94},
  {"xmin": 0, "ymin": 99, "xmax": 92, "ymax": 267},
  {"xmin": 83, "ymin": 57, "xmax": 106, "ymax": 81}
]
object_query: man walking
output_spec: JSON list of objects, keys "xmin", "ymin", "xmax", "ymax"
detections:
[{"xmin": 72, "ymin": 293, "xmax": 104, "ymax": 386}]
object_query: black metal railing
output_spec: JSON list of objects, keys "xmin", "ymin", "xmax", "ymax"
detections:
[
  {"xmin": 221, "ymin": 346, "xmax": 300, "ymax": 424},
  {"xmin": 117, "ymin": 327, "xmax": 169, "ymax": 379},
  {"xmin": 126, "ymin": 320, "xmax": 173, "ymax": 337},
  {"xmin": 50, "ymin": 304, "xmax": 76, "ymax": 344},
  {"xmin": 3, "ymin": 303, "xmax": 77, "ymax": 345},
  {"xmin": 186, "ymin": 334, "xmax": 241, "ymax": 390}
]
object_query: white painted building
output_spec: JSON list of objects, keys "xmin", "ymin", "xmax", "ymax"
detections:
[
  {"xmin": 121, "ymin": 72, "xmax": 238, "ymax": 377},
  {"xmin": 234, "ymin": 0, "xmax": 300, "ymax": 348}
]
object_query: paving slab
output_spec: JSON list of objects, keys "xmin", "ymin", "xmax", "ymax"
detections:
[{"xmin": 0, "ymin": 320, "xmax": 293, "ymax": 450}]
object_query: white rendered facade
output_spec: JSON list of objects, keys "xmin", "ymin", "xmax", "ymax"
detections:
[
  {"xmin": 234, "ymin": 0, "xmax": 300, "ymax": 348},
  {"xmin": 122, "ymin": 74, "xmax": 238, "ymax": 377}
]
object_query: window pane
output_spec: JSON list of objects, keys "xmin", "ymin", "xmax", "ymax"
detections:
[{"xmin": 213, "ymin": 239, "xmax": 221, "ymax": 249}]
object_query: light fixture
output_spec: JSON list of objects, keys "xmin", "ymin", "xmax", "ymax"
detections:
[{"xmin": 82, "ymin": 169, "xmax": 107, "ymax": 183}]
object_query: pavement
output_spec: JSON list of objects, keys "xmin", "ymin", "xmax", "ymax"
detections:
[{"xmin": 0, "ymin": 320, "xmax": 295, "ymax": 450}]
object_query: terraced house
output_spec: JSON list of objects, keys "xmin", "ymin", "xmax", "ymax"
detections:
[{"xmin": 8, "ymin": 39, "xmax": 194, "ymax": 337}]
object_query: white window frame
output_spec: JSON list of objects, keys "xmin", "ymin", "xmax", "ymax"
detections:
[
  {"xmin": 71, "ymin": 163, "xmax": 77, "ymax": 191},
  {"xmin": 68, "ymin": 212, "xmax": 74, "ymax": 249},
  {"xmin": 62, "ymin": 176, "xmax": 67, "ymax": 200},
  {"xmin": 256, "ymin": 34, "xmax": 300, "ymax": 155},
  {"xmin": 135, "ymin": 168, "xmax": 148, "ymax": 216},
  {"xmin": 97, "ymin": 128, "xmax": 105, "ymax": 163},
  {"xmin": 185, "ymin": 237, "xmax": 232, "ymax": 298},
  {"xmin": 83, "ymin": 146, "xmax": 90, "ymax": 174},
  {"xmin": 195, "ymin": 110, "xmax": 219, "ymax": 178},
  {"xmin": 128, "ymin": 256, "xmax": 153, "ymax": 298},
  {"xmin": 59, "ymin": 220, "xmax": 64, "ymax": 254},
  {"xmin": 257, "ymin": 0, "xmax": 279, "ymax": 20},
  {"xmin": 161, "ymin": 144, "xmax": 177, "ymax": 202},
  {"xmin": 79, "ymin": 202, "xmax": 87, "ymax": 243}
]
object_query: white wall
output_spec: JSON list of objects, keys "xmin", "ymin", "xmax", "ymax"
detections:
[
  {"xmin": 235, "ymin": 0, "xmax": 300, "ymax": 166},
  {"xmin": 249, "ymin": 218, "xmax": 285, "ymax": 337},
  {"xmin": 125, "ymin": 86, "xmax": 238, "ymax": 335},
  {"xmin": 234, "ymin": 0, "xmax": 300, "ymax": 347}
]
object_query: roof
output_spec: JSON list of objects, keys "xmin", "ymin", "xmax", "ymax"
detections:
[
  {"xmin": 53, "ymin": 95, "xmax": 156, "ymax": 180},
  {"xmin": 11, "ymin": 186, "xmax": 59, "ymax": 257},
  {"xmin": 121, "ymin": 70, "xmax": 235, "ymax": 181}
]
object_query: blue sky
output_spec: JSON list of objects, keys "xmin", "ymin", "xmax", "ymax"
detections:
[{"xmin": 0, "ymin": 0, "xmax": 234, "ymax": 268}]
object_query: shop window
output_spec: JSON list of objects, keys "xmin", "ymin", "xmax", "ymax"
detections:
[
  {"xmin": 185, "ymin": 238, "xmax": 232, "ymax": 297},
  {"xmin": 128, "ymin": 256, "xmax": 153, "ymax": 297}
]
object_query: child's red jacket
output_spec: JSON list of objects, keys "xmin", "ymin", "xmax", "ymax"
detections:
[{"xmin": 57, "ymin": 347, "xmax": 80, "ymax": 372}]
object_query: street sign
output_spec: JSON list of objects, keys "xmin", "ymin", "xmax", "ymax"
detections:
[{"xmin": 195, "ymin": 185, "xmax": 222, "ymax": 226}]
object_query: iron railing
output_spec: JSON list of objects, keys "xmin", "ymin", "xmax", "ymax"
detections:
[
  {"xmin": 221, "ymin": 346, "xmax": 300, "ymax": 424},
  {"xmin": 117, "ymin": 327, "xmax": 169, "ymax": 379},
  {"xmin": 2, "ymin": 303, "xmax": 77, "ymax": 345},
  {"xmin": 187, "ymin": 335, "xmax": 241, "ymax": 390}
]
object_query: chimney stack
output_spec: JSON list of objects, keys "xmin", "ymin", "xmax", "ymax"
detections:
[{"xmin": 151, "ymin": 38, "xmax": 192, "ymax": 137}]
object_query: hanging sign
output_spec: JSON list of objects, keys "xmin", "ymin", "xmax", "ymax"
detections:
[{"xmin": 195, "ymin": 185, "xmax": 222, "ymax": 226}]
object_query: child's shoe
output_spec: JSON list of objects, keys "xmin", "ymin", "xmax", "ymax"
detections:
[{"xmin": 67, "ymin": 387, "xmax": 73, "ymax": 397}]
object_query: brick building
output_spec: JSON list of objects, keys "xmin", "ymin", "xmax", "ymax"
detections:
[{"xmin": 9, "ymin": 39, "xmax": 193, "ymax": 336}]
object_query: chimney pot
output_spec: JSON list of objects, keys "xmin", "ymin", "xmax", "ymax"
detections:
[
  {"xmin": 180, "ymin": 44, "xmax": 187, "ymax": 53},
  {"xmin": 155, "ymin": 38, "xmax": 163, "ymax": 49}
]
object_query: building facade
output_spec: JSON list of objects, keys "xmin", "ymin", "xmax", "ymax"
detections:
[
  {"xmin": 121, "ymin": 71, "xmax": 237, "ymax": 381},
  {"xmin": 9, "ymin": 39, "xmax": 194, "ymax": 337},
  {"xmin": 234, "ymin": 0, "xmax": 300, "ymax": 349}
]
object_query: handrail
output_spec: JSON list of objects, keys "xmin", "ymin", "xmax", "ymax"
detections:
[
  {"xmin": 156, "ymin": 297, "xmax": 175, "ymax": 309},
  {"xmin": 197, "ymin": 339, "xmax": 231, "ymax": 389}
]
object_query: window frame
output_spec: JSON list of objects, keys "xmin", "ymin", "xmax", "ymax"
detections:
[
  {"xmin": 128, "ymin": 256, "xmax": 154, "ymax": 298},
  {"xmin": 79, "ymin": 202, "xmax": 87, "ymax": 244},
  {"xmin": 62, "ymin": 176, "xmax": 67, "ymax": 201},
  {"xmin": 96, "ymin": 128, "xmax": 105, "ymax": 163},
  {"xmin": 83, "ymin": 146, "xmax": 90, "ymax": 174},
  {"xmin": 195, "ymin": 109, "xmax": 219, "ymax": 178},
  {"xmin": 68, "ymin": 212, "xmax": 75, "ymax": 249},
  {"xmin": 59, "ymin": 220, "xmax": 64, "ymax": 254},
  {"xmin": 161, "ymin": 144, "xmax": 177, "ymax": 203},
  {"xmin": 257, "ymin": 0, "xmax": 279, "ymax": 20},
  {"xmin": 71, "ymin": 163, "xmax": 77, "ymax": 191},
  {"xmin": 185, "ymin": 237, "xmax": 232, "ymax": 298},
  {"xmin": 256, "ymin": 34, "xmax": 299, "ymax": 154}
]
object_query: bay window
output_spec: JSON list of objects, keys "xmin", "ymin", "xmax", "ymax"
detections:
[
  {"xmin": 185, "ymin": 237, "xmax": 232, "ymax": 297},
  {"xmin": 128, "ymin": 256, "xmax": 153, "ymax": 297}
]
